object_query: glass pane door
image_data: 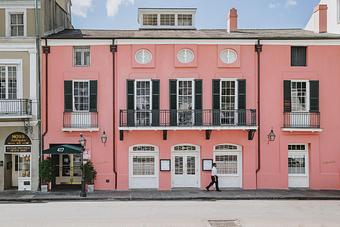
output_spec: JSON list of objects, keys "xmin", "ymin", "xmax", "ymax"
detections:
[
  {"xmin": 177, "ymin": 80, "xmax": 194, "ymax": 126},
  {"xmin": 135, "ymin": 81, "xmax": 151, "ymax": 126},
  {"xmin": 221, "ymin": 80, "xmax": 236, "ymax": 125},
  {"xmin": 18, "ymin": 154, "xmax": 30, "ymax": 178},
  {"xmin": 174, "ymin": 156, "xmax": 184, "ymax": 175}
]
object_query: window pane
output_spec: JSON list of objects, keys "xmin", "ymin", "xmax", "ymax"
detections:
[
  {"xmin": 73, "ymin": 81, "xmax": 89, "ymax": 111},
  {"xmin": 74, "ymin": 47, "xmax": 90, "ymax": 66},
  {"xmin": 0, "ymin": 66, "xmax": 6, "ymax": 99},
  {"xmin": 135, "ymin": 81, "xmax": 151, "ymax": 126},
  {"xmin": 133, "ymin": 156, "xmax": 155, "ymax": 175},
  {"xmin": 291, "ymin": 46, "xmax": 307, "ymax": 66},
  {"xmin": 160, "ymin": 14, "xmax": 175, "ymax": 26},
  {"xmin": 215, "ymin": 155, "xmax": 238, "ymax": 174},
  {"xmin": 7, "ymin": 66, "xmax": 17, "ymax": 99},
  {"xmin": 143, "ymin": 14, "xmax": 158, "ymax": 26},
  {"xmin": 291, "ymin": 81, "xmax": 307, "ymax": 112},
  {"xmin": 178, "ymin": 14, "xmax": 193, "ymax": 26}
]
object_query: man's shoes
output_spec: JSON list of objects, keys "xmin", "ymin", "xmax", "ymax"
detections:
[{"xmin": 205, "ymin": 187, "xmax": 209, "ymax": 191}]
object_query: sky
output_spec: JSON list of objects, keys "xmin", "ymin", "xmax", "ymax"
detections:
[{"xmin": 71, "ymin": 0, "xmax": 321, "ymax": 30}]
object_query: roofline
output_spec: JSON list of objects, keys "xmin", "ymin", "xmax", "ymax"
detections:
[{"xmin": 138, "ymin": 8, "xmax": 198, "ymax": 10}]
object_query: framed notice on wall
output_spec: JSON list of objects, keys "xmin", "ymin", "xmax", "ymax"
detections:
[
  {"xmin": 202, "ymin": 159, "xmax": 213, "ymax": 171},
  {"xmin": 160, "ymin": 159, "xmax": 171, "ymax": 171}
]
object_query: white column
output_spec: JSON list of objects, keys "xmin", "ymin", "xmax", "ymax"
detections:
[{"xmin": 29, "ymin": 49, "xmax": 37, "ymax": 117}]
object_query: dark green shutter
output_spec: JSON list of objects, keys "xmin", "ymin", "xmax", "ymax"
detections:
[
  {"xmin": 169, "ymin": 80, "xmax": 177, "ymax": 126},
  {"xmin": 152, "ymin": 80, "xmax": 160, "ymax": 126},
  {"xmin": 284, "ymin": 80, "xmax": 291, "ymax": 112},
  {"xmin": 89, "ymin": 80, "xmax": 97, "ymax": 112},
  {"xmin": 238, "ymin": 79, "xmax": 246, "ymax": 125},
  {"xmin": 310, "ymin": 80, "xmax": 319, "ymax": 112},
  {"xmin": 195, "ymin": 80, "xmax": 203, "ymax": 126},
  {"xmin": 64, "ymin": 80, "xmax": 73, "ymax": 112},
  {"xmin": 127, "ymin": 80, "xmax": 135, "ymax": 126},
  {"xmin": 212, "ymin": 79, "xmax": 220, "ymax": 125}
]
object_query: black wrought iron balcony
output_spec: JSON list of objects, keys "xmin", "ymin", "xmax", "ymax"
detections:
[
  {"xmin": 0, "ymin": 99, "xmax": 32, "ymax": 117},
  {"xmin": 119, "ymin": 109, "xmax": 257, "ymax": 128},
  {"xmin": 283, "ymin": 112, "xmax": 320, "ymax": 129},
  {"xmin": 63, "ymin": 112, "xmax": 98, "ymax": 129}
]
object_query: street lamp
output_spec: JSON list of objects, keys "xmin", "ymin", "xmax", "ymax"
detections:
[
  {"xmin": 268, "ymin": 128, "xmax": 276, "ymax": 142},
  {"xmin": 100, "ymin": 131, "xmax": 108, "ymax": 144},
  {"xmin": 79, "ymin": 133, "xmax": 87, "ymax": 197}
]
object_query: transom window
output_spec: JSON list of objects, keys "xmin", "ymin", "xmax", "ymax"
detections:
[
  {"xmin": 132, "ymin": 156, "xmax": 155, "ymax": 175},
  {"xmin": 74, "ymin": 47, "xmax": 90, "ymax": 67},
  {"xmin": 0, "ymin": 65, "xmax": 17, "ymax": 99},
  {"xmin": 135, "ymin": 80, "xmax": 152, "ymax": 126},
  {"xmin": 215, "ymin": 144, "xmax": 238, "ymax": 151},
  {"xmin": 173, "ymin": 145, "xmax": 197, "ymax": 151},
  {"xmin": 143, "ymin": 14, "xmax": 158, "ymax": 26},
  {"xmin": 288, "ymin": 144, "xmax": 306, "ymax": 151},
  {"xmin": 220, "ymin": 80, "xmax": 237, "ymax": 125},
  {"xmin": 291, "ymin": 81, "xmax": 309, "ymax": 112},
  {"xmin": 220, "ymin": 49, "xmax": 238, "ymax": 64},
  {"xmin": 132, "ymin": 145, "xmax": 155, "ymax": 152},
  {"xmin": 73, "ymin": 81, "xmax": 89, "ymax": 111},
  {"xmin": 178, "ymin": 14, "xmax": 193, "ymax": 26},
  {"xmin": 160, "ymin": 14, "xmax": 175, "ymax": 26},
  {"xmin": 10, "ymin": 13, "xmax": 24, "ymax": 37},
  {"xmin": 215, "ymin": 155, "xmax": 238, "ymax": 175},
  {"xmin": 135, "ymin": 49, "xmax": 152, "ymax": 65}
]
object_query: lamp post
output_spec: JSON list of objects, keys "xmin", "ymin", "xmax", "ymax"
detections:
[{"xmin": 79, "ymin": 133, "xmax": 87, "ymax": 197}]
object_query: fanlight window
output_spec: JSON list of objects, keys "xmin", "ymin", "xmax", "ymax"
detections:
[
  {"xmin": 215, "ymin": 144, "xmax": 239, "ymax": 151},
  {"xmin": 173, "ymin": 145, "xmax": 197, "ymax": 151},
  {"xmin": 132, "ymin": 145, "xmax": 156, "ymax": 152}
]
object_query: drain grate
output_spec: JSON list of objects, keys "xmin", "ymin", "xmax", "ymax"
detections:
[{"xmin": 208, "ymin": 220, "xmax": 241, "ymax": 227}]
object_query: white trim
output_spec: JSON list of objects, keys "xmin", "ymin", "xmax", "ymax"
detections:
[
  {"xmin": 282, "ymin": 128, "xmax": 323, "ymax": 132},
  {"xmin": 116, "ymin": 39, "xmax": 258, "ymax": 45},
  {"xmin": 291, "ymin": 80, "xmax": 310, "ymax": 112},
  {"xmin": 5, "ymin": 8, "xmax": 27, "ymax": 37},
  {"xmin": 62, "ymin": 128, "xmax": 100, "ymax": 132},
  {"xmin": 0, "ymin": 59, "xmax": 23, "ymax": 99},
  {"xmin": 72, "ymin": 80, "xmax": 90, "ymax": 112},
  {"xmin": 44, "ymin": 40, "xmax": 113, "ymax": 47},
  {"xmin": 261, "ymin": 40, "xmax": 340, "ymax": 46},
  {"xmin": 213, "ymin": 150, "xmax": 242, "ymax": 182},
  {"xmin": 119, "ymin": 126, "xmax": 258, "ymax": 131},
  {"xmin": 288, "ymin": 144, "xmax": 309, "ymax": 188},
  {"xmin": 0, "ymin": 120, "xmax": 37, "ymax": 127},
  {"xmin": 0, "ymin": 1, "xmax": 40, "ymax": 8},
  {"xmin": 177, "ymin": 79, "xmax": 195, "ymax": 126},
  {"xmin": 29, "ymin": 49, "xmax": 37, "ymax": 117},
  {"xmin": 134, "ymin": 79, "xmax": 152, "ymax": 126},
  {"xmin": 220, "ymin": 79, "xmax": 238, "ymax": 125},
  {"xmin": 73, "ymin": 46, "xmax": 91, "ymax": 67}
]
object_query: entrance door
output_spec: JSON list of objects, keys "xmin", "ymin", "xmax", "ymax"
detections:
[
  {"xmin": 172, "ymin": 145, "xmax": 200, "ymax": 188},
  {"xmin": 56, "ymin": 154, "xmax": 82, "ymax": 185},
  {"xmin": 11, "ymin": 155, "xmax": 18, "ymax": 187},
  {"xmin": 288, "ymin": 144, "xmax": 309, "ymax": 188},
  {"xmin": 214, "ymin": 144, "xmax": 242, "ymax": 188}
]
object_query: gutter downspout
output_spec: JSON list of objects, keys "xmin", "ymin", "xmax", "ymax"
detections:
[
  {"xmin": 110, "ymin": 40, "xmax": 118, "ymax": 190},
  {"xmin": 255, "ymin": 40, "xmax": 262, "ymax": 188},
  {"xmin": 42, "ymin": 39, "xmax": 50, "ymax": 156}
]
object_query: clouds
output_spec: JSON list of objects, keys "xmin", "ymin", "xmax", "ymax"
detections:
[
  {"xmin": 268, "ymin": 2, "xmax": 280, "ymax": 9},
  {"xmin": 268, "ymin": 0, "xmax": 298, "ymax": 9},
  {"xmin": 72, "ymin": 0, "xmax": 93, "ymax": 18},
  {"xmin": 285, "ymin": 0, "xmax": 297, "ymax": 7},
  {"xmin": 106, "ymin": 0, "xmax": 135, "ymax": 17}
]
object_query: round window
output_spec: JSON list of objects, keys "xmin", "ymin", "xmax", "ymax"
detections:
[
  {"xmin": 135, "ymin": 49, "xmax": 152, "ymax": 64},
  {"xmin": 220, "ymin": 49, "xmax": 238, "ymax": 64},
  {"xmin": 177, "ymin": 49, "xmax": 195, "ymax": 64}
]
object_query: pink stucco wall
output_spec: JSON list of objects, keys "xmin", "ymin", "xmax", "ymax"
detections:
[{"xmin": 42, "ymin": 45, "xmax": 116, "ymax": 190}]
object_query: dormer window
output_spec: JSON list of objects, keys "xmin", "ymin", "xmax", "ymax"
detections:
[{"xmin": 138, "ymin": 8, "xmax": 196, "ymax": 29}]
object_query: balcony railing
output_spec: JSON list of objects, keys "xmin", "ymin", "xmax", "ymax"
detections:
[
  {"xmin": 283, "ymin": 112, "xmax": 320, "ymax": 128},
  {"xmin": 63, "ymin": 112, "xmax": 98, "ymax": 129},
  {"xmin": 120, "ymin": 109, "xmax": 257, "ymax": 128},
  {"xmin": 0, "ymin": 99, "xmax": 32, "ymax": 117}
]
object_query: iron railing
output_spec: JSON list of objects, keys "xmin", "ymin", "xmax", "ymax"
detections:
[
  {"xmin": 283, "ymin": 112, "xmax": 320, "ymax": 128},
  {"xmin": 0, "ymin": 99, "xmax": 32, "ymax": 116},
  {"xmin": 120, "ymin": 109, "xmax": 257, "ymax": 128},
  {"xmin": 63, "ymin": 112, "xmax": 98, "ymax": 128}
]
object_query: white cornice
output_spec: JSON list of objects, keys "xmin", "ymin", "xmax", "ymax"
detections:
[
  {"xmin": 0, "ymin": 1, "xmax": 40, "ymax": 9},
  {"xmin": 260, "ymin": 39, "xmax": 340, "ymax": 45}
]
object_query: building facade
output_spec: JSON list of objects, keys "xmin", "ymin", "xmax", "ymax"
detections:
[
  {"xmin": 43, "ymin": 4, "xmax": 340, "ymax": 190},
  {"xmin": 0, "ymin": 0, "xmax": 71, "ymax": 191}
]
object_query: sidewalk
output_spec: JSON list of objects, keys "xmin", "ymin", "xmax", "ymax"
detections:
[{"xmin": 1, "ymin": 189, "xmax": 340, "ymax": 202}]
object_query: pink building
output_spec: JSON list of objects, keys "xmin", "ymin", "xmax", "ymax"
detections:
[{"xmin": 42, "ymin": 5, "xmax": 340, "ymax": 191}]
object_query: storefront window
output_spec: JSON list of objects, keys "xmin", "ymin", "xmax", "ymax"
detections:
[{"xmin": 18, "ymin": 154, "xmax": 30, "ymax": 178}]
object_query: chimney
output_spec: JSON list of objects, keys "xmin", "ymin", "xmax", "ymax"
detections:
[
  {"xmin": 227, "ymin": 8, "xmax": 238, "ymax": 32},
  {"xmin": 314, "ymin": 4, "xmax": 328, "ymax": 33}
]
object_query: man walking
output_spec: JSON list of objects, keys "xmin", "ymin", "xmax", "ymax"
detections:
[{"xmin": 206, "ymin": 163, "xmax": 220, "ymax": 191}]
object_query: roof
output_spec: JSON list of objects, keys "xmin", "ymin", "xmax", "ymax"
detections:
[{"xmin": 45, "ymin": 29, "xmax": 340, "ymax": 40}]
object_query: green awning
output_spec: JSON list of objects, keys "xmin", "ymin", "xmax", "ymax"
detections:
[{"xmin": 43, "ymin": 145, "xmax": 82, "ymax": 154}]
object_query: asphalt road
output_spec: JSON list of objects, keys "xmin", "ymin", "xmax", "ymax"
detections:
[{"xmin": 0, "ymin": 200, "xmax": 339, "ymax": 227}]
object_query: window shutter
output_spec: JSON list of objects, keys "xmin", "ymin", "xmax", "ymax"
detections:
[
  {"xmin": 169, "ymin": 79, "xmax": 177, "ymax": 126},
  {"xmin": 195, "ymin": 79, "xmax": 203, "ymax": 126},
  {"xmin": 212, "ymin": 79, "xmax": 221, "ymax": 125},
  {"xmin": 64, "ymin": 81, "xmax": 73, "ymax": 112},
  {"xmin": 127, "ymin": 80, "xmax": 135, "ymax": 126},
  {"xmin": 152, "ymin": 80, "xmax": 160, "ymax": 126},
  {"xmin": 89, "ymin": 80, "xmax": 97, "ymax": 112},
  {"xmin": 310, "ymin": 80, "xmax": 319, "ymax": 112},
  {"xmin": 284, "ymin": 80, "xmax": 291, "ymax": 112},
  {"xmin": 237, "ymin": 79, "xmax": 246, "ymax": 126}
]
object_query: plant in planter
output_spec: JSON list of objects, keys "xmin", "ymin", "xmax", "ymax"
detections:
[
  {"xmin": 84, "ymin": 160, "xmax": 97, "ymax": 193},
  {"xmin": 39, "ymin": 158, "xmax": 53, "ymax": 192}
]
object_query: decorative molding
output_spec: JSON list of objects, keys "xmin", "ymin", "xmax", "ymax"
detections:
[{"xmin": 0, "ymin": 1, "xmax": 40, "ymax": 9}]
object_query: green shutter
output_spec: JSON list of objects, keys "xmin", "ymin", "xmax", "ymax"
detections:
[
  {"xmin": 237, "ymin": 79, "xmax": 246, "ymax": 126},
  {"xmin": 127, "ymin": 80, "xmax": 135, "ymax": 126},
  {"xmin": 152, "ymin": 80, "xmax": 160, "ymax": 126},
  {"xmin": 284, "ymin": 80, "xmax": 291, "ymax": 112},
  {"xmin": 195, "ymin": 80, "xmax": 203, "ymax": 126},
  {"xmin": 169, "ymin": 80, "xmax": 177, "ymax": 126},
  {"xmin": 212, "ymin": 79, "xmax": 220, "ymax": 125},
  {"xmin": 89, "ymin": 80, "xmax": 97, "ymax": 112},
  {"xmin": 310, "ymin": 80, "xmax": 319, "ymax": 112},
  {"xmin": 64, "ymin": 81, "xmax": 73, "ymax": 112}
]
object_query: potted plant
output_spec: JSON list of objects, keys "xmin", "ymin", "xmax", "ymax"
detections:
[
  {"xmin": 39, "ymin": 158, "xmax": 53, "ymax": 192},
  {"xmin": 84, "ymin": 160, "xmax": 97, "ymax": 193}
]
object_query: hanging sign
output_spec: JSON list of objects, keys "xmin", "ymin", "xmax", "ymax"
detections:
[{"xmin": 5, "ymin": 132, "xmax": 31, "ymax": 145}]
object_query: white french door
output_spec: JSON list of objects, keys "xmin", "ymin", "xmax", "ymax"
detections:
[
  {"xmin": 220, "ymin": 80, "xmax": 238, "ymax": 125},
  {"xmin": 291, "ymin": 81, "xmax": 310, "ymax": 127},
  {"xmin": 134, "ymin": 80, "xmax": 152, "ymax": 126},
  {"xmin": 288, "ymin": 144, "xmax": 309, "ymax": 188},
  {"xmin": 177, "ymin": 79, "xmax": 194, "ymax": 126},
  {"xmin": 72, "ymin": 80, "xmax": 91, "ymax": 127}
]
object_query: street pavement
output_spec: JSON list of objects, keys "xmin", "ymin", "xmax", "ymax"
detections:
[{"xmin": 0, "ymin": 200, "xmax": 339, "ymax": 227}]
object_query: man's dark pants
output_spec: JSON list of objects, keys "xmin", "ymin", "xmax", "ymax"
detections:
[{"xmin": 206, "ymin": 176, "xmax": 220, "ymax": 191}]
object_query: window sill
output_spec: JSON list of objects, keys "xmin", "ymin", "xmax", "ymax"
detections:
[
  {"xmin": 282, "ymin": 128, "xmax": 322, "ymax": 132},
  {"xmin": 62, "ymin": 127, "xmax": 99, "ymax": 132}
]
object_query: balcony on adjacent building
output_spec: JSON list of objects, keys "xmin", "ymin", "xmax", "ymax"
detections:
[
  {"xmin": 119, "ymin": 109, "xmax": 257, "ymax": 130},
  {"xmin": 0, "ymin": 99, "xmax": 32, "ymax": 119},
  {"xmin": 282, "ymin": 112, "xmax": 321, "ymax": 132},
  {"xmin": 63, "ymin": 112, "xmax": 99, "ymax": 132}
]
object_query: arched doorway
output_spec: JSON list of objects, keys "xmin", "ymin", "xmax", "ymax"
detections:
[
  {"xmin": 171, "ymin": 144, "xmax": 200, "ymax": 188},
  {"xmin": 213, "ymin": 144, "xmax": 242, "ymax": 188}
]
